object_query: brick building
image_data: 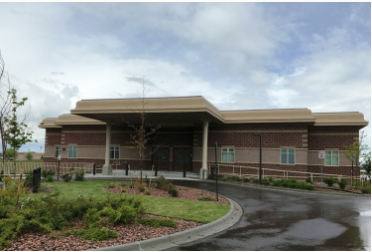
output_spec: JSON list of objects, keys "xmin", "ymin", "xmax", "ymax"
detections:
[{"xmin": 39, "ymin": 96, "xmax": 368, "ymax": 179}]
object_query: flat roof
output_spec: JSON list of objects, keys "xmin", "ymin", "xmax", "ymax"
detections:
[{"xmin": 39, "ymin": 96, "xmax": 369, "ymax": 128}]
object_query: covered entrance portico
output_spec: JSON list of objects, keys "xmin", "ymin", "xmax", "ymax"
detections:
[{"xmin": 69, "ymin": 97, "xmax": 225, "ymax": 179}]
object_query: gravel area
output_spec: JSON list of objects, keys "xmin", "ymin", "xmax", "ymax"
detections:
[{"xmin": 3, "ymin": 183, "xmax": 229, "ymax": 251}]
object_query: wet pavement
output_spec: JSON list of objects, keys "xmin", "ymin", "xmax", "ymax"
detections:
[{"xmin": 167, "ymin": 181, "xmax": 371, "ymax": 251}]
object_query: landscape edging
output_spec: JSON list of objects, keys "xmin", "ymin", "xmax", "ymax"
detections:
[{"xmin": 89, "ymin": 194, "xmax": 242, "ymax": 251}]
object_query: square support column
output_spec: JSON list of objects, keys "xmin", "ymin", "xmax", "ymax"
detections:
[
  {"xmin": 102, "ymin": 123, "xmax": 112, "ymax": 175},
  {"xmin": 200, "ymin": 120, "xmax": 209, "ymax": 179}
]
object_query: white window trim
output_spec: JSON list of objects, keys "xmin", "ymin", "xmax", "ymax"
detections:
[
  {"xmin": 221, "ymin": 146, "xmax": 235, "ymax": 163},
  {"xmin": 68, "ymin": 145, "xmax": 78, "ymax": 159},
  {"xmin": 280, "ymin": 148, "xmax": 296, "ymax": 165},
  {"xmin": 110, "ymin": 146, "xmax": 120, "ymax": 160},
  {"xmin": 324, "ymin": 150, "xmax": 339, "ymax": 166}
]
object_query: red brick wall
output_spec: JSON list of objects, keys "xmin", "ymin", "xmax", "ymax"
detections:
[{"xmin": 308, "ymin": 126, "xmax": 359, "ymax": 150}]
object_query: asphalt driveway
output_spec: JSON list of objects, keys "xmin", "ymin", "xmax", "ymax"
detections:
[{"xmin": 167, "ymin": 180, "xmax": 371, "ymax": 251}]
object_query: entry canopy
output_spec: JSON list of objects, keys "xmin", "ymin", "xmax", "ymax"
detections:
[{"xmin": 39, "ymin": 96, "xmax": 369, "ymax": 128}]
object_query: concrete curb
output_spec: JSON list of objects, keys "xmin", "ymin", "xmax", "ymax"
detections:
[
  {"xmin": 208, "ymin": 180, "xmax": 371, "ymax": 198},
  {"xmin": 90, "ymin": 195, "xmax": 243, "ymax": 251}
]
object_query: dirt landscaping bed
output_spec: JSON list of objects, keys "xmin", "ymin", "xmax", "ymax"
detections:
[{"xmin": 3, "ymin": 214, "xmax": 203, "ymax": 251}]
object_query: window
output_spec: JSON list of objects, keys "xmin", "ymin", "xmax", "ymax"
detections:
[
  {"xmin": 222, "ymin": 147, "xmax": 234, "ymax": 163},
  {"xmin": 110, "ymin": 146, "xmax": 120, "ymax": 159},
  {"xmin": 68, "ymin": 146, "xmax": 77, "ymax": 158},
  {"xmin": 325, "ymin": 151, "xmax": 338, "ymax": 166},
  {"xmin": 281, "ymin": 148, "xmax": 295, "ymax": 164},
  {"xmin": 55, "ymin": 146, "xmax": 61, "ymax": 158}
]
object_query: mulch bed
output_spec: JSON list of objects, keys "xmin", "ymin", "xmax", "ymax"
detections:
[
  {"xmin": 4, "ymin": 182, "xmax": 229, "ymax": 251},
  {"xmin": 3, "ymin": 214, "xmax": 203, "ymax": 251},
  {"xmin": 107, "ymin": 183, "xmax": 229, "ymax": 205}
]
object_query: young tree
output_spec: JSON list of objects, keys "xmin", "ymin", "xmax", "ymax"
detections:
[
  {"xmin": 361, "ymin": 152, "xmax": 371, "ymax": 181},
  {"xmin": 4, "ymin": 88, "xmax": 36, "ymax": 174},
  {"xmin": 125, "ymin": 77, "xmax": 160, "ymax": 184},
  {"xmin": 26, "ymin": 152, "xmax": 33, "ymax": 160},
  {"xmin": 5, "ymin": 148, "xmax": 17, "ymax": 160},
  {"xmin": 344, "ymin": 130, "xmax": 369, "ymax": 182},
  {"xmin": 0, "ymin": 52, "xmax": 13, "ymax": 173}
]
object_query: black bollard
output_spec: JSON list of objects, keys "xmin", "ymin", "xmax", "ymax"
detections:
[
  {"xmin": 32, "ymin": 167, "xmax": 41, "ymax": 193},
  {"xmin": 211, "ymin": 167, "xmax": 215, "ymax": 180},
  {"xmin": 155, "ymin": 165, "xmax": 158, "ymax": 177},
  {"xmin": 93, "ymin": 163, "xmax": 96, "ymax": 175},
  {"xmin": 37, "ymin": 167, "xmax": 41, "ymax": 188},
  {"xmin": 125, "ymin": 164, "xmax": 129, "ymax": 176},
  {"xmin": 183, "ymin": 165, "xmax": 186, "ymax": 178}
]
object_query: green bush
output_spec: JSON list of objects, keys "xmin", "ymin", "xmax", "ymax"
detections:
[
  {"xmin": 138, "ymin": 218, "xmax": 177, "ymax": 228},
  {"xmin": 156, "ymin": 176, "xmax": 166, "ymax": 189},
  {"xmin": 46, "ymin": 175, "xmax": 54, "ymax": 183},
  {"xmin": 324, "ymin": 178, "xmax": 336, "ymax": 187},
  {"xmin": 243, "ymin": 177, "xmax": 250, "ymax": 183},
  {"xmin": 0, "ymin": 214, "xmax": 25, "ymax": 249},
  {"xmin": 0, "ymin": 170, "xmax": 4, "ymax": 182},
  {"xmin": 272, "ymin": 180, "xmax": 281, "ymax": 186},
  {"xmin": 305, "ymin": 177, "xmax": 313, "ymax": 184},
  {"xmin": 262, "ymin": 179, "xmax": 270, "ymax": 186},
  {"xmin": 361, "ymin": 183, "xmax": 371, "ymax": 194},
  {"xmin": 304, "ymin": 184, "xmax": 314, "ymax": 190},
  {"xmin": 145, "ymin": 190, "xmax": 151, "ymax": 195},
  {"xmin": 338, "ymin": 178, "xmax": 348, "ymax": 190},
  {"xmin": 138, "ymin": 185, "xmax": 145, "ymax": 192},
  {"xmin": 253, "ymin": 178, "xmax": 259, "ymax": 184},
  {"xmin": 236, "ymin": 177, "xmax": 243, "ymax": 182},
  {"xmin": 39, "ymin": 183, "xmax": 48, "ymax": 192},
  {"xmin": 62, "ymin": 227, "xmax": 118, "ymax": 241},
  {"xmin": 24, "ymin": 171, "xmax": 33, "ymax": 188},
  {"xmin": 268, "ymin": 176, "xmax": 273, "ymax": 183},
  {"xmin": 75, "ymin": 171, "xmax": 85, "ymax": 181},
  {"xmin": 198, "ymin": 196, "xmax": 215, "ymax": 201},
  {"xmin": 42, "ymin": 170, "xmax": 55, "ymax": 179},
  {"xmin": 168, "ymin": 188, "xmax": 178, "ymax": 197},
  {"xmin": 121, "ymin": 188, "xmax": 127, "ymax": 193},
  {"xmin": 61, "ymin": 173, "xmax": 73, "ymax": 182},
  {"xmin": 84, "ymin": 208, "xmax": 100, "ymax": 228}
]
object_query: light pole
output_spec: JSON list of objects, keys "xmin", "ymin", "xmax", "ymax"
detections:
[
  {"xmin": 253, "ymin": 133, "xmax": 262, "ymax": 185},
  {"xmin": 351, "ymin": 157, "xmax": 354, "ymax": 187}
]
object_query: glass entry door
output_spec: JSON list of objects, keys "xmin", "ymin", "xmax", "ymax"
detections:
[
  {"xmin": 173, "ymin": 148, "xmax": 192, "ymax": 172},
  {"xmin": 152, "ymin": 147, "xmax": 169, "ymax": 171}
]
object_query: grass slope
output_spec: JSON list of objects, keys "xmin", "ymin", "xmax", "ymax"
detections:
[{"xmin": 21, "ymin": 181, "xmax": 230, "ymax": 223}]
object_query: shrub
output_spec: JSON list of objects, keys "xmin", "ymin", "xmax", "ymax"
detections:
[
  {"xmin": 304, "ymin": 184, "xmax": 314, "ymax": 190},
  {"xmin": 62, "ymin": 227, "xmax": 118, "ymax": 241},
  {"xmin": 262, "ymin": 179, "xmax": 270, "ymax": 186},
  {"xmin": 198, "ymin": 196, "xmax": 215, "ymax": 201},
  {"xmin": 61, "ymin": 174, "xmax": 72, "ymax": 182},
  {"xmin": 138, "ymin": 185, "xmax": 145, "ymax": 192},
  {"xmin": 75, "ymin": 171, "xmax": 85, "ymax": 181},
  {"xmin": 268, "ymin": 176, "xmax": 273, "ymax": 183},
  {"xmin": 121, "ymin": 188, "xmax": 127, "ymax": 193},
  {"xmin": 168, "ymin": 188, "xmax": 178, "ymax": 197},
  {"xmin": 84, "ymin": 208, "xmax": 100, "ymax": 228},
  {"xmin": 305, "ymin": 177, "xmax": 313, "ymax": 184},
  {"xmin": 46, "ymin": 175, "xmax": 54, "ymax": 183},
  {"xmin": 42, "ymin": 170, "xmax": 55, "ymax": 179},
  {"xmin": 144, "ymin": 175, "xmax": 150, "ymax": 187},
  {"xmin": 39, "ymin": 183, "xmax": 48, "ymax": 192},
  {"xmin": 106, "ymin": 181, "xmax": 115, "ymax": 188},
  {"xmin": 236, "ymin": 177, "xmax": 243, "ymax": 182},
  {"xmin": 338, "ymin": 178, "xmax": 348, "ymax": 190},
  {"xmin": 138, "ymin": 218, "xmax": 177, "ymax": 228},
  {"xmin": 253, "ymin": 178, "xmax": 259, "ymax": 184},
  {"xmin": 156, "ymin": 176, "xmax": 166, "ymax": 189},
  {"xmin": 295, "ymin": 182, "xmax": 306, "ymax": 189},
  {"xmin": 361, "ymin": 183, "xmax": 371, "ymax": 194},
  {"xmin": 145, "ymin": 190, "xmax": 151, "ymax": 195},
  {"xmin": 0, "ymin": 214, "xmax": 25, "ymax": 249},
  {"xmin": 24, "ymin": 171, "xmax": 33, "ymax": 188},
  {"xmin": 0, "ymin": 170, "xmax": 4, "ymax": 182},
  {"xmin": 117, "ymin": 205, "xmax": 136, "ymax": 223},
  {"xmin": 324, "ymin": 178, "xmax": 336, "ymax": 187},
  {"xmin": 272, "ymin": 180, "xmax": 281, "ymax": 187},
  {"xmin": 243, "ymin": 177, "xmax": 250, "ymax": 183}
]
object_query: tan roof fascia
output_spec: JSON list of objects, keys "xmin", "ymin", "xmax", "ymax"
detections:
[
  {"xmin": 221, "ymin": 109, "xmax": 315, "ymax": 124},
  {"xmin": 54, "ymin": 114, "xmax": 105, "ymax": 126},
  {"xmin": 70, "ymin": 96, "xmax": 225, "ymax": 122},
  {"xmin": 38, "ymin": 118, "xmax": 61, "ymax": 129},
  {"xmin": 313, "ymin": 112, "xmax": 369, "ymax": 126}
]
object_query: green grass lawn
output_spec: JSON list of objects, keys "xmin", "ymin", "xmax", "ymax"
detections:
[{"xmin": 21, "ymin": 180, "xmax": 230, "ymax": 223}]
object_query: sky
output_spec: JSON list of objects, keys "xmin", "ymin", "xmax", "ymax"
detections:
[{"xmin": 0, "ymin": 2, "xmax": 370, "ymax": 154}]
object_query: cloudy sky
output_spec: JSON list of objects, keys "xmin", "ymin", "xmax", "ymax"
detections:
[{"xmin": 0, "ymin": 2, "xmax": 370, "ymax": 154}]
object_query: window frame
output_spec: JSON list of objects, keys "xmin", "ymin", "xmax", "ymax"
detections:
[
  {"xmin": 324, "ymin": 150, "xmax": 339, "ymax": 166},
  {"xmin": 221, "ymin": 147, "xmax": 235, "ymax": 163},
  {"xmin": 110, "ymin": 146, "xmax": 120, "ymax": 160},
  {"xmin": 68, "ymin": 145, "xmax": 77, "ymax": 159},
  {"xmin": 280, "ymin": 148, "xmax": 295, "ymax": 165}
]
